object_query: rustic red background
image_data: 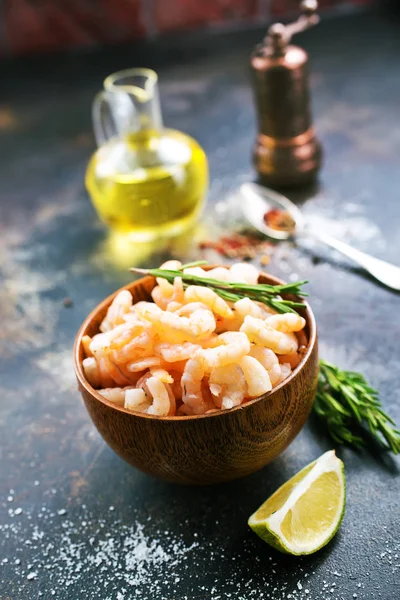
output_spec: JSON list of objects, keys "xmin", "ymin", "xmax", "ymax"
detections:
[{"xmin": 2, "ymin": 0, "xmax": 372, "ymax": 56}]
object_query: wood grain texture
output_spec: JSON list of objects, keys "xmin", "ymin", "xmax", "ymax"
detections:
[{"xmin": 74, "ymin": 271, "xmax": 318, "ymax": 485}]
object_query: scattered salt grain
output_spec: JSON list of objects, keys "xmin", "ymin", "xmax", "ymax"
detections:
[
  {"xmin": 27, "ymin": 571, "xmax": 37, "ymax": 580},
  {"xmin": 14, "ymin": 507, "xmax": 23, "ymax": 515},
  {"xmin": 7, "ymin": 496, "xmax": 13, "ymax": 502},
  {"xmin": 57, "ymin": 509, "xmax": 67, "ymax": 516},
  {"xmin": 109, "ymin": 506, "xmax": 115, "ymax": 511},
  {"xmin": 34, "ymin": 480, "xmax": 40, "ymax": 486},
  {"xmin": 297, "ymin": 582, "xmax": 302, "ymax": 590}
]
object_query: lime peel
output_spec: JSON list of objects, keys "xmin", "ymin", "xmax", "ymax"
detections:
[{"xmin": 248, "ymin": 450, "xmax": 346, "ymax": 555}]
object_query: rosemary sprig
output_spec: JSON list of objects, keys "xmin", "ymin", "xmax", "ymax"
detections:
[
  {"xmin": 314, "ymin": 360, "xmax": 400, "ymax": 454},
  {"xmin": 130, "ymin": 262, "xmax": 308, "ymax": 315}
]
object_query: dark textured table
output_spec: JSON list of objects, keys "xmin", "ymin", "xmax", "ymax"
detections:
[{"xmin": 1, "ymin": 6, "xmax": 400, "ymax": 600}]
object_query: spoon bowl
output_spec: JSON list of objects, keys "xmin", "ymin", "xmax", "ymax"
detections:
[{"xmin": 240, "ymin": 182, "xmax": 304, "ymax": 241}]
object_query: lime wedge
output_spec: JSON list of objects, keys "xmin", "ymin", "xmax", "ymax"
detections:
[{"xmin": 248, "ymin": 450, "xmax": 345, "ymax": 555}]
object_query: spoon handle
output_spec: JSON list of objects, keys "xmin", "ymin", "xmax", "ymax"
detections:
[{"xmin": 310, "ymin": 230, "xmax": 400, "ymax": 291}]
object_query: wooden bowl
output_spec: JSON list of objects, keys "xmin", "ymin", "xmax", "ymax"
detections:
[{"xmin": 74, "ymin": 272, "xmax": 318, "ymax": 485}]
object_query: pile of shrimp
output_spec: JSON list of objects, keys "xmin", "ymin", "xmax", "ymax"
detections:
[{"xmin": 81, "ymin": 261, "xmax": 308, "ymax": 416}]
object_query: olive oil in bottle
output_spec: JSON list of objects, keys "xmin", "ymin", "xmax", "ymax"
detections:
[{"xmin": 86, "ymin": 69, "xmax": 208, "ymax": 242}]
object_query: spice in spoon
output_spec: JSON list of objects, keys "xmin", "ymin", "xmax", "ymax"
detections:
[{"xmin": 263, "ymin": 208, "xmax": 296, "ymax": 234}]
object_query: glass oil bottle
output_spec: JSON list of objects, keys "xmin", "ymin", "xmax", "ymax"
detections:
[{"xmin": 86, "ymin": 69, "xmax": 208, "ymax": 241}]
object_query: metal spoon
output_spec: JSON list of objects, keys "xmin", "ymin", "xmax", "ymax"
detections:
[{"xmin": 240, "ymin": 182, "xmax": 400, "ymax": 291}]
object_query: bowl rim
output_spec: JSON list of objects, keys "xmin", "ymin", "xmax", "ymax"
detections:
[{"xmin": 74, "ymin": 270, "xmax": 317, "ymax": 421}]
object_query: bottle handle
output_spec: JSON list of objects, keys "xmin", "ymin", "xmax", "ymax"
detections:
[{"xmin": 92, "ymin": 90, "xmax": 137, "ymax": 147}]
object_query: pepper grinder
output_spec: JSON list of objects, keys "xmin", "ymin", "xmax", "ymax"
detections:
[{"xmin": 251, "ymin": 0, "xmax": 322, "ymax": 187}]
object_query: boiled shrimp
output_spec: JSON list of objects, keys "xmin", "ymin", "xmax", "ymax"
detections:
[
  {"xmin": 151, "ymin": 260, "xmax": 182, "ymax": 309},
  {"xmin": 176, "ymin": 302, "xmax": 209, "ymax": 316},
  {"xmin": 99, "ymin": 386, "xmax": 131, "ymax": 406},
  {"xmin": 279, "ymin": 362, "xmax": 292, "ymax": 383},
  {"xmin": 160, "ymin": 259, "xmax": 182, "ymax": 270},
  {"xmin": 163, "ymin": 276, "xmax": 185, "ymax": 311},
  {"xmin": 100, "ymin": 290, "xmax": 133, "ymax": 333},
  {"xmin": 88, "ymin": 333, "xmax": 115, "ymax": 387},
  {"xmin": 146, "ymin": 376, "xmax": 176, "ymax": 416},
  {"xmin": 149, "ymin": 367, "xmax": 174, "ymax": 384},
  {"xmin": 182, "ymin": 266, "xmax": 208, "ymax": 278},
  {"xmin": 198, "ymin": 331, "xmax": 250, "ymax": 369},
  {"xmin": 108, "ymin": 359, "xmax": 137, "ymax": 386},
  {"xmin": 240, "ymin": 315, "xmax": 298, "ymax": 354},
  {"xmin": 96, "ymin": 356, "xmax": 115, "ymax": 388},
  {"xmin": 233, "ymin": 297, "xmax": 264, "ymax": 321},
  {"xmin": 155, "ymin": 342, "xmax": 202, "ymax": 363},
  {"xmin": 127, "ymin": 356, "xmax": 163, "ymax": 372},
  {"xmin": 181, "ymin": 357, "xmax": 214, "ymax": 415},
  {"xmin": 89, "ymin": 332, "xmax": 111, "ymax": 356},
  {"xmin": 230, "ymin": 263, "xmax": 259, "ymax": 285},
  {"xmin": 215, "ymin": 314, "xmax": 243, "ymax": 334},
  {"xmin": 233, "ymin": 297, "xmax": 274, "ymax": 321},
  {"xmin": 168, "ymin": 369, "xmax": 183, "ymax": 400},
  {"xmin": 151, "ymin": 285, "xmax": 172, "ymax": 310},
  {"xmin": 266, "ymin": 313, "xmax": 306, "ymax": 333},
  {"xmin": 82, "ymin": 357, "xmax": 101, "ymax": 388},
  {"xmin": 249, "ymin": 345, "xmax": 281, "ymax": 387},
  {"xmin": 88, "ymin": 331, "xmax": 137, "ymax": 386},
  {"xmin": 136, "ymin": 302, "xmax": 216, "ymax": 341},
  {"xmin": 124, "ymin": 388, "xmax": 152, "ymax": 413},
  {"xmin": 184, "ymin": 286, "xmax": 233, "ymax": 318},
  {"xmin": 109, "ymin": 323, "xmax": 154, "ymax": 364},
  {"xmin": 136, "ymin": 372, "xmax": 153, "ymax": 400},
  {"xmin": 165, "ymin": 301, "xmax": 181, "ymax": 312},
  {"xmin": 126, "ymin": 301, "xmax": 154, "ymax": 320},
  {"xmin": 216, "ymin": 298, "xmax": 269, "ymax": 334},
  {"xmin": 239, "ymin": 356, "xmax": 272, "ymax": 397},
  {"xmin": 206, "ymin": 267, "xmax": 232, "ymax": 282},
  {"xmin": 209, "ymin": 363, "xmax": 247, "ymax": 409},
  {"xmin": 82, "ymin": 335, "xmax": 93, "ymax": 358},
  {"xmin": 135, "ymin": 372, "xmax": 174, "ymax": 415}
]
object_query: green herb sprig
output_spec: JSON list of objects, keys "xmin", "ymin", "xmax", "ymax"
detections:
[
  {"xmin": 130, "ymin": 261, "xmax": 308, "ymax": 314},
  {"xmin": 315, "ymin": 360, "xmax": 400, "ymax": 454}
]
